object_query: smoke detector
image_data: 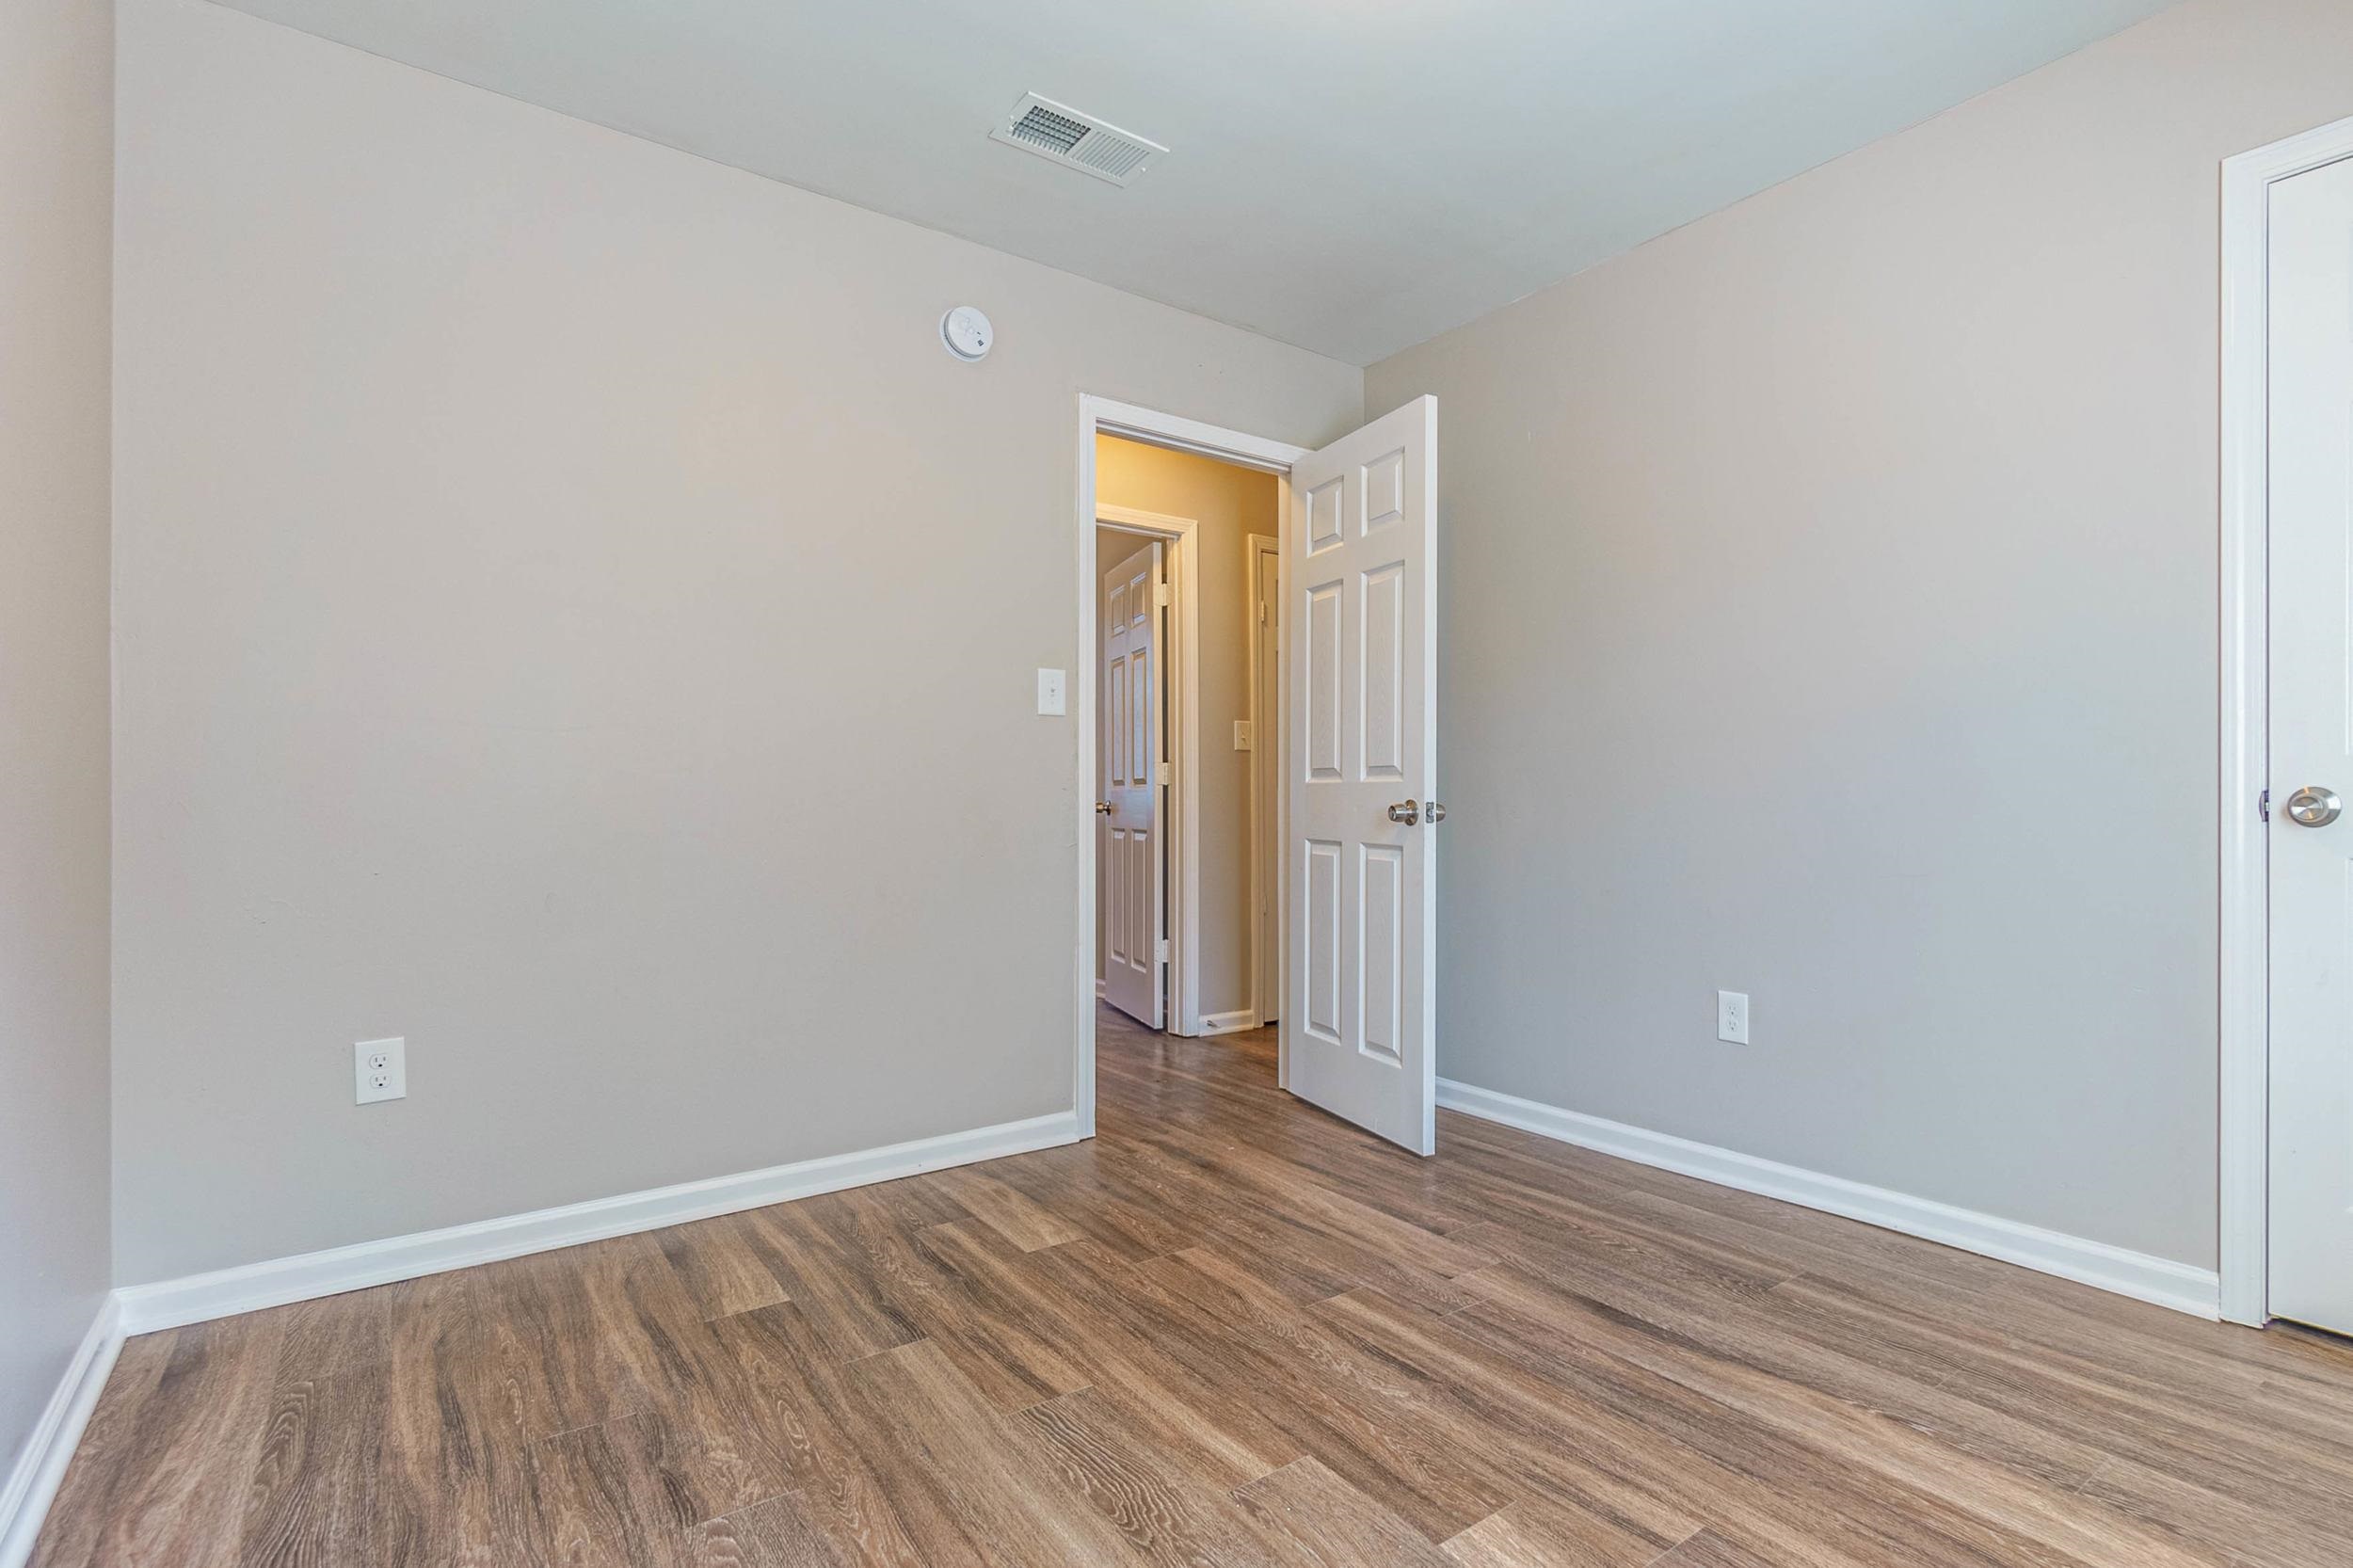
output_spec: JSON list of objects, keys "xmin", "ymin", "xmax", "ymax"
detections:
[{"xmin": 989, "ymin": 93, "xmax": 1166, "ymax": 187}]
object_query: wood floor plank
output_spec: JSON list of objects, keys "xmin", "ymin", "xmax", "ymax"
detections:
[
  {"xmin": 737, "ymin": 1198, "xmax": 925, "ymax": 1362},
  {"xmin": 658, "ymin": 1211, "xmax": 794, "ymax": 1321},
  {"xmin": 1456, "ymin": 1266, "xmax": 2217, "ymax": 1568},
  {"xmin": 1099, "ymin": 1133, "xmax": 1496, "ymax": 1317},
  {"xmin": 978, "ymin": 1142, "xmax": 1203, "ymax": 1262},
  {"xmin": 24, "ymin": 1331, "xmax": 175, "ymax": 1568},
  {"xmin": 844, "ymin": 1337, "xmax": 1150, "ymax": 1566},
  {"xmin": 702, "ymin": 1301, "xmax": 937, "ymax": 1567},
  {"xmin": 33, "ymin": 1008, "xmax": 2353, "ymax": 1568},
  {"xmin": 1119, "ymin": 1248, "xmax": 1518, "ymax": 1543},
  {"xmin": 931, "ymin": 1165, "xmax": 1088, "ymax": 1252},
  {"xmin": 1018, "ymin": 1385, "xmax": 1287, "ymax": 1567},
  {"xmin": 898, "ymin": 1221, "xmax": 1100, "ymax": 1410},
  {"xmin": 1312, "ymin": 1283, "xmax": 1998, "ymax": 1568},
  {"xmin": 1233, "ymin": 1455, "xmax": 1455, "ymax": 1567},
  {"xmin": 30, "ymin": 1315, "xmax": 289, "ymax": 1568},
  {"xmin": 1652, "ymin": 1530, "xmax": 1776, "ymax": 1568},
  {"xmin": 689, "ymin": 1490, "xmax": 853, "ymax": 1568},
  {"xmin": 375, "ymin": 1266, "xmax": 551, "ymax": 1567},
  {"xmin": 1440, "ymin": 1496, "xmax": 1686, "ymax": 1568},
  {"xmin": 946, "ymin": 1235, "xmax": 1302, "ymax": 1491},
  {"xmin": 237, "ymin": 1368, "xmax": 428, "ymax": 1568},
  {"xmin": 530, "ymin": 1411, "xmax": 703, "ymax": 1568},
  {"xmin": 489, "ymin": 1236, "xmax": 677, "ymax": 1440}
]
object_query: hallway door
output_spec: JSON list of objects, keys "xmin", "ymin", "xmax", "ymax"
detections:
[{"xmin": 1101, "ymin": 538, "xmax": 1167, "ymax": 1029}]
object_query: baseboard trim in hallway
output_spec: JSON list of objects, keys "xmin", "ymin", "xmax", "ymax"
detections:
[
  {"xmin": 112, "ymin": 1109, "xmax": 1081, "ymax": 1336},
  {"xmin": 1436, "ymin": 1077, "xmax": 2221, "ymax": 1320},
  {"xmin": 0, "ymin": 1297, "xmax": 122, "ymax": 1568}
]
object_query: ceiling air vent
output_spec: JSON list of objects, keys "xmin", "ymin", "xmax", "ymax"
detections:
[{"xmin": 990, "ymin": 92, "xmax": 1166, "ymax": 187}]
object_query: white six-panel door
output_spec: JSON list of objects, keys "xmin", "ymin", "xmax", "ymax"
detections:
[
  {"xmin": 1101, "ymin": 539, "xmax": 1166, "ymax": 1030},
  {"xmin": 1284, "ymin": 396, "xmax": 1437, "ymax": 1154},
  {"xmin": 2268, "ymin": 153, "xmax": 2353, "ymax": 1336}
]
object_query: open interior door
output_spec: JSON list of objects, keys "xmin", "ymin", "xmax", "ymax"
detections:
[
  {"xmin": 1101, "ymin": 538, "xmax": 1167, "ymax": 1029},
  {"xmin": 2268, "ymin": 153, "xmax": 2353, "ymax": 1336},
  {"xmin": 1284, "ymin": 396, "xmax": 1437, "ymax": 1154}
]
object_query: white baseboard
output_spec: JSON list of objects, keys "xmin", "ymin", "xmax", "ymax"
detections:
[
  {"xmin": 0, "ymin": 1295, "xmax": 124, "ymax": 1568},
  {"xmin": 1436, "ymin": 1079, "xmax": 2220, "ymax": 1320},
  {"xmin": 114, "ymin": 1109, "xmax": 1080, "ymax": 1336},
  {"xmin": 1198, "ymin": 1009, "xmax": 1259, "ymax": 1036}
]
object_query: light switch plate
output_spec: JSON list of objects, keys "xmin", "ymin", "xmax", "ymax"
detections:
[
  {"xmin": 1234, "ymin": 720, "xmax": 1253, "ymax": 751},
  {"xmin": 1036, "ymin": 668, "xmax": 1066, "ymax": 716}
]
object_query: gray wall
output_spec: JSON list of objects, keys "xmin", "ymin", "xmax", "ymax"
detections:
[
  {"xmin": 111, "ymin": 0, "xmax": 1361, "ymax": 1284},
  {"xmin": 1367, "ymin": 0, "xmax": 2353, "ymax": 1270},
  {"xmin": 0, "ymin": 0, "xmax": 112, "ymax": 1482}
]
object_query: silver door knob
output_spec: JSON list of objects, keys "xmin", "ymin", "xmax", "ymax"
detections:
[
  {"xmin": 1387, "ymin": 799, "xmax": 1419, "ymax": 825},
  {"xmin": 1425, "ymin": 801, "xmax": 1447, "ymax": 824},
  {"xmin": 2287, "ymin": 787, "xmax": 2342, "ymax": 827}
]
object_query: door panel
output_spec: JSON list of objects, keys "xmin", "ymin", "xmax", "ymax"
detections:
[
  {"xmin": 1305, "ymin": 839, "xmax": 1340, "ymax": 1041},
  {"xmin": 1102, "ymin": 539, "xmax": 1165, "ymax": 1029},
  {"xmin": 1284, "ymin": 396, "xmax": 1437, "ymax": 1154},
  {"xmin": 2269, "ymin": 153, "xmax": 2353, "ymax": 1336}
]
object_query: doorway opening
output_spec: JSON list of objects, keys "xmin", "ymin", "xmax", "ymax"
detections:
[
  {"xmin": 1091, "ymin": 435, "xmax": 1286, "ymax": 1059},
  {"xmin": 1073, "ymin": 392, "xmax": 1442, "ymax": 1157}
]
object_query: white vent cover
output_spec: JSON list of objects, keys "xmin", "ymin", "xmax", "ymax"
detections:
[{"xmin": 989, "ymin": 92, "xmax": 1166, "ymax": 187}]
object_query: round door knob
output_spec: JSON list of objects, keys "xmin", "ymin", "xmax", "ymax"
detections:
[
  {"xmin": 2287, "ymin": 787, "xmax": 2342, "ymax": 827},
  {"xmin": 1095, "ymin": 801, "xmax": 1112, "ymax": 815},
  {"xmin": 1387, "ymin": 799, "xmax": 1419, "ymax": 825},
  {"xmin": 1425, "ymin": 801, "xmax": 1448, "ymax": 824}
]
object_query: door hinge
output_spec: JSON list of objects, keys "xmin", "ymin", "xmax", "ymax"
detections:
[
  {"xmin": 1156, "ymin": 760, "xmax": 1172, "ymax": 786},
  {"xmin": 2260, "ymin": 788, "xmax": 2271, "ymax": 823},
  {"xmin": 1157, "ymin": 937, "xmax": 1171, "ymax": 964},
  {"xmin": 1154, "ymin": 581, "xmax": 1172, "ymax": 609}
]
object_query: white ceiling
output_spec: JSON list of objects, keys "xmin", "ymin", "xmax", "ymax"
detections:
[{"xmin": 210, "ymin": 0, "xmax": 2175, "ymax": 365}]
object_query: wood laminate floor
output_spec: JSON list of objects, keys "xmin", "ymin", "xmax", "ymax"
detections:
[{"xmin": 33, "ymin": 1005, "xmax": 2353, "ymax": 1566}]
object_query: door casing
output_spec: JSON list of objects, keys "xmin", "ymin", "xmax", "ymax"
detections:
[
  {"xmin": 1249, "ymin": 531, "xmax": 1282, "ymax": 1032},
  {"xmin": 2218, "ymin": 110, "xmax": 2353, "ymax": 1328}
]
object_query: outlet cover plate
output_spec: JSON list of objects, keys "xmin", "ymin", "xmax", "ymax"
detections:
[
  {"xmin": 356, "ymin": 1036, "xmax": 407, "ymax": 1104},
  {"xmin": 1716, "ymin": 991, "xmax": 1750, "ymax": 1046}
]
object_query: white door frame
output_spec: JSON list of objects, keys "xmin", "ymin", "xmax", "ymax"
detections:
[
  {"xmin": 1076, "ymin": 396, "xmax": 1310, "ymax": 1138},
  {"xmin": 1096, "ymin": 504, "xmax": 1199, "ymax": 1035},
  {"xmin": 1248, "ymin": 531, "xmax": 1282, "ymax": 1032},
  {"xmin": 2218, "ymin": 111, "xmax": 2353, "ymax": 1328}
]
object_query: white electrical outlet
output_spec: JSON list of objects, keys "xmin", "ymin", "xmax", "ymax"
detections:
[
  {"xmin": 1716, "ymin": 991, "xmax": 1751, "ymax": 1045},
  {"xmin": 355, "ymin": 1036, "xmax": 407, "ymax": 1104}
]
